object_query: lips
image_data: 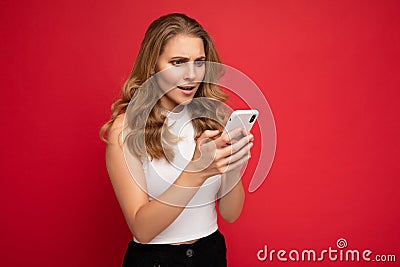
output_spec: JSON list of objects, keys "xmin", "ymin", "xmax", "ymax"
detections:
[{"xmin": 177, "ymin": 86, "xmax": 196, "ymax": 91}]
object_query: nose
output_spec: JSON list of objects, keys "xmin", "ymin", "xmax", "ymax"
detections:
[{"xmin": 183, "ymin": 62, "xmax": 196, "ymax": 81}]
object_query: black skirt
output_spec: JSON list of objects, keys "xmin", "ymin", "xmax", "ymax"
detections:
[{"xmin": 122, "ymin": 230, "xmax": 227, "ymax": 267}]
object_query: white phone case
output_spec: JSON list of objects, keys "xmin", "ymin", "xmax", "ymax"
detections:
[{"xmin": 223, "ymin": 110, "xmax": 259, "ymax": 140}]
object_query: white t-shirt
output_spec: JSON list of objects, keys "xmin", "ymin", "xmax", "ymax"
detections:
[{"xmin": 135, "ymin": 105, "xmax": 221, "ymax": 244}]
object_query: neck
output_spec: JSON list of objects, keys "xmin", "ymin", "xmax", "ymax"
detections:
[{"xmin": 161, "ymin": 104, "xmax": 184, "ymax": 113}]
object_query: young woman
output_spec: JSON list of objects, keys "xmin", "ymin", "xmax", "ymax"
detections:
[{"xmin": 100, "ymin": 13, "xmax": 254, "ymax": 267}]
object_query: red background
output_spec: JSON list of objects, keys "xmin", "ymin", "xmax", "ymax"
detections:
[{"xmin": 1, "ymin": 0, "xmax": 399, "ymax": 266}]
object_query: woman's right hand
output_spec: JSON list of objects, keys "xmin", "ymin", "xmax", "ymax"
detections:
[{"xmin": 185, "ymin": 128, "xmax": 254, "ymax": 179}]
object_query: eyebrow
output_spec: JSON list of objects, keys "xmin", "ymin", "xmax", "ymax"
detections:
[{"xmin": 169, "ymin": 56, "xmax": 206, "ymax": 60}]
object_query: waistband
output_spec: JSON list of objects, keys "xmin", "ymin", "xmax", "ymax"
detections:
[{"xmin": 129, "ymin": 229, "xmax": 223, "ymax": 250}]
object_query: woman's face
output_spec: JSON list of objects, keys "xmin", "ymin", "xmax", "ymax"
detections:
[{"xmin": 155, "ymin": 34, "xmax": 206, "ymax": 111}]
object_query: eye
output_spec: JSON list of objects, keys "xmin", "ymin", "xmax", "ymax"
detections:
[
  {"xmin": 194, "ymin": 60, "xmax": 205, "ymax": 67},
  {"xmin": 171, "ymin": 60, "xmax": 184, "ymax": 66}
]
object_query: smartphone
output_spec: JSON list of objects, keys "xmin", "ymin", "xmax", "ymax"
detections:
[{"xmin": 223, "ymin": 109, "xmax": 259, "ymax": 141}]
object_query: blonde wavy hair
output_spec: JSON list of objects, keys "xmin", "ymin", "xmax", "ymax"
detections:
[{"xmin": 99, "ymin": 13, "xmax": 228, "ymax": 160}]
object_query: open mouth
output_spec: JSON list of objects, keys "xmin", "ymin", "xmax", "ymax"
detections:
[{"xmin": 177, "ymin": 86, "xmax": 196, "ymax": 91}]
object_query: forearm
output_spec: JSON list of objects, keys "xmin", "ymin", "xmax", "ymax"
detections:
[
  {"xmin": 218, "ymin": 171, "xmax": 245, "ymax": 223},
  {"xmin": 131, "ymin": 171, "xmax": 205, "ymax": 244}
]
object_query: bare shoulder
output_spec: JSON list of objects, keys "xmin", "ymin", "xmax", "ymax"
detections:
[
  {"xmin": 108, "ymin": 113, "xmax": 126, "ymax": 146},
  {"xmin": 105, "ymin": 112, "xmax": 145, "ymax": 187}
]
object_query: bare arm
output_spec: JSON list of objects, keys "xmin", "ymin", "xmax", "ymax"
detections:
[
  {"xmin": 218, "ymin": 171, "xmax": 245, "ymax": 223},
  {"xmin": 217, "ymin": 130, "xmax": 253, "ymax": 223},
  {"xmin": 106, "ymin": 115, "xmax": 209, "ymax": 244}
]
